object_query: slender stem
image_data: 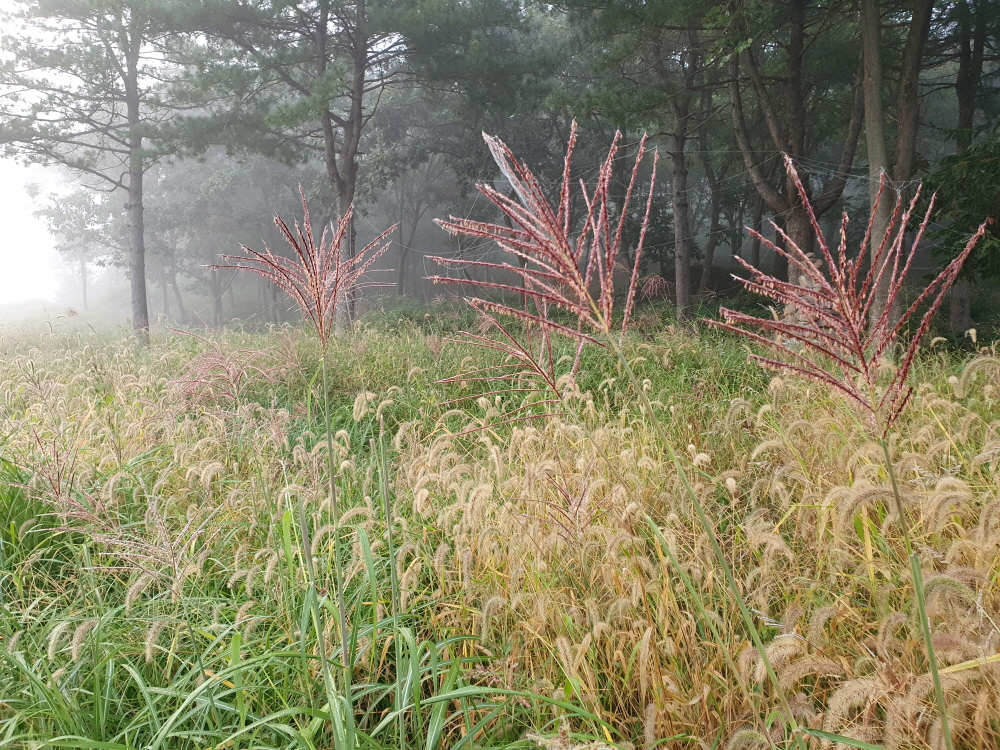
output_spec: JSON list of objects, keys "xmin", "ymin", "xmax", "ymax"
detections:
[
  {"xmin": 296, "ymin": 493, "xmax": 347, "ymax": 748},
  {"xmin": 179, "ymin": 595, "xmax": 223, "ymax": 737},
  {"xmin": 530, "ymin": 337, "xmax": 773, "ymax": 740},
  {"xmin": 880, "ymin": 438, "xmax": 953, "ymax": 750},
  {"xmin": 317, "ymin": 354, "xmax": 355, "ymax": 750},
  {"xmin": 645, "ymin": 519, "xmax": 776, "ymax": 747},
  {"xmin": 378, "ymin": 426, "xmax": 404, "ymax": 747},
  {"xmin": 323, "ymin": 356, "xmax": 351, "ymax": 672}
]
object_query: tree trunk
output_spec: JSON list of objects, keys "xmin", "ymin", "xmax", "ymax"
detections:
[
  {"xmin": 750, "ymin": 198, "xmax": 764, "ymax": 269},
  {"xmin": 125, "ymin": 27, "xmax": 149, "ymax": 341},
  {"xmin": 126, "ymin": 162, "xmax": 148, "ymax": 337},
  {"xmin": 949, "ymin": 0, "xmax": 986, "ymax": 332},
  {"xmin": 171, "ymin": 271, "xmax": 186, "ymax": 322},
  {"xmin": 950, "ymin": 277, "xmax": 973, "ymax": 333},
  {"xmin": 613, "ymin": 129, "xmax": 633, "ymax": 267},
  {"xmin": 786, "ymin": 0, "xmax": 808, "ymax": 157},
  {"xmin": 500, "ymin": 189, "xmax": 529, "ymax": 309},
  {"xmin": 671, "ymin": 100, "xmax": 693, "ymax": 318},
  {"xmin": 347, "ymin": 217, "xmax": 357, "ymax": 321},
  {"xmin": 697, "ymin": 224, "xmax": 719, "ymax": 299},
  {"xmin": 894, "ymin": 0, "xmax": 935, "ymax": 185},
  {"xmin": 773, "ymin": 215, "xmax": 789, "ymax": 282},
  {"xmin": 318, "ymin": 0, "xmax": 366, "ymax": 331},
  {"xmin": 79, "ymin": 254, "xmax": 88, "ymax": 312},
  {"xmin": 161, "ymin": 272, "xmax": 170, "ymax": 320},
  {"xmin": 396, "ymin": 178, "xmax": 406, "ymax": 297},
  {"xmin": 396, "ymin": 245, "xmax": 409, "ymax": 297},
  {"xmin": 212, "ymin": 268, "xmax": 222, "ymax": 327},
  {"xmin": 696, "ymin": 178, "xmax": 720, "ymax": 298},
  {"xmin": 861, "ymin": 0, "xmax": 894, "ymax": 323},
  {"xmin": 697, "ymin": 92, "xmax": 721, "ymax": 298},
  {"xmin": 785, "ymin": 206, "xmax": 818, "ymax": 282},
  {"xmin": 954, "ymin": 0, "xmax": 986, "ymax": 155},
  {"xmin": 398, "ymin": 214, "xmax": 422, "ymax": 298},
  {"xmin": 728, "ymin": 15, "xmax": 863, "ymax": 274}
]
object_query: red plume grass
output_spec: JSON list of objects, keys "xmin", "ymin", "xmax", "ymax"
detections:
[{"xmin": 706, "ymin": 156, "xmax": 987, "ymax": 436}]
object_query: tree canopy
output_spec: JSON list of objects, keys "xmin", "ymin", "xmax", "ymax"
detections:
[{"xmin": 2, "ymin": 0, "xmax": 998, "ymax": 332}]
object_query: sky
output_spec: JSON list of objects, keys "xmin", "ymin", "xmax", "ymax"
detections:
[{"xmin": 0, "ymin": 158, "xmax": 61, "ymax": 304}]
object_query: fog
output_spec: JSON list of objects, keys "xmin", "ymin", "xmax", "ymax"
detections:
[{"xmin": 0, "ymin": 159, "xmax": 59, "ymax": 308}]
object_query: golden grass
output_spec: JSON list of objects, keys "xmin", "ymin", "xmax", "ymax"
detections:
[{"xmin": 0, "ymin": 322, "xmax": 998, "ymax": 748}]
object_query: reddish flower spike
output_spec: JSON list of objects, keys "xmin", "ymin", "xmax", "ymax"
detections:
[
  {"xmin": 214, "ymin": 187, "xmax": 396, "ymax": 348},
  {"xmin": 705, "ymin": 155, "xmax": 988, "ymax": 436}
]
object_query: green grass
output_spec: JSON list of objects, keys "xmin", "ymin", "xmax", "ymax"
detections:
[{"xmin": 0, "ymin": 312, "xmax": 995, "ymax": 749}]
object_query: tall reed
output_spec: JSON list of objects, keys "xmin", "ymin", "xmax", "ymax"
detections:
[
  {"xmin": 429, "ymin": 125, "xmax": 822, "ymax": 748},
  {"xmin": 216, "ymin": 188, "xmax": 394, "ymax": 749},
  {"xmin": 705, "ymin": 158, "xmax": 988, "ymax": 750},
  {"xmin": 430, "ymin": 128, "xmax": 993, "ymax": 749}
]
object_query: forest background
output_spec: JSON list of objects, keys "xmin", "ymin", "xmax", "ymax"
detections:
[{"xmin": 1, "ymin": 0, "xmax": 998, "ymax": 336}]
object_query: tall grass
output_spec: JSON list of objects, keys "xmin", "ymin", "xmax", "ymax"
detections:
[
  {"xmin": 1, "ymin": 313, "xmax": 999, "ymax": 748},
  {"xmin": 0, "ymin": 324, "xmax": 616, "ymax": 749},
  {"xmin": 0, "ymin": 145, "xmax": 997, "ymax": 750},
  {"xmin": 425, "ymin": 127, "xmax": 997, "ymax": 749}
]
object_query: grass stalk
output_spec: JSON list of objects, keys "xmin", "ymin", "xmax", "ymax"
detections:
[
  {"xmin": 322, "ymin": 356, "xmax": 352, "ymax": 673},
  {"xmin": 177, "ymin": 595, "xmax": 224, "ymax": 738},
  {"xmin": 377, "ymin": 425, "xmax": 405, "ymax": 748},
  {"xmin": 302, "ymin": 354, "xmax": 355, "ymax": 749},
  {"xmin": 644, "ymin": 519, "xmax": 776, "ymax": 747},
  {"xmin": 880, "ymin": 438, "xmax": 953, "ymax": 750}
]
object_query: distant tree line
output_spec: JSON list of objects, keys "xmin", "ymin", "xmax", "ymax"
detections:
[{"xmin": 2, "ymin": 0, "xmax": 998, "ymax": 335}]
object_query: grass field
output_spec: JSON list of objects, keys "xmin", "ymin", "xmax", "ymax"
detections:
[{"xmin": 0, "ymin": 306, "xmax": 997, "ymax": 750}]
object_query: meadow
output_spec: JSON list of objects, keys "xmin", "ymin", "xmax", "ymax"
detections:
[
  {"xmin": 1, "ymin": 135, "xmax": 998, "ymax": 750},
  {"xmin": 0, "ymin": 305, "xmax": 998, "ymax": 750}
]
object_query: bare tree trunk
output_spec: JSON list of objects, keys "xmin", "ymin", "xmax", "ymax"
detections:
[
  {"xmin": 949, "ymin": 0, "xmax": 986, "ymax": 332},
  {"xmin": 126, "ymin": 162, "xmax": 148, "ymax": 337},
  {"xmin": 161, "ymin": 272, "xmax": 170, "ymax": 320},
  {"xmin": 697, "ymin": 224, "xmax": 719, "ymax": 299},
  {"xmin": 125, "ymin": 26, "xmax": 149, "ymax": 342},
  {"xmin": 396, "ymin": 245, "xmax": 408, "ymax": 297},
  {"xmin": 613, "ymin": 129, "xmax": 632, "ymax": 267},
  {"xmin": 950, "ymin": 278, "xmax": 973, "ymax": 333},
  {"xmin": 861, "ymin": 0, "xmax": 894, "ymax": 325},
  {"xmin": 728, "ymin": 2, "xmax": 863, "ymax": 286},
  {"xmin": 171, "ymin": 271, "xmax": 186, "ymax": 323},
  {"xmin": 894, "ymin": 0, "xmax": 935, "ymax": 185},
  {"xmin": 750, "ymin": 198, "xmax": 764, "ymax": 269},
  {"xmin": 212, "ymin": 268, "xmax": 222, "ymax": 327},
  {"xmin": 396, "ymin": 178, "xmax": 406, "ymax": 297},
  {"xmin": 348, "ymin": 217, "xmax": 357, "ymax": 321},
  {"xmin": 954, "ymin": 0, "xmax": 986, "ymax": 154},
  {"xmin": 499, "ymin": 189, "xmax": 529, "ymax": 309},
  {"xmin": 773, "ymin": 215, "xmax": 789, "ymax": 282},
  {"xmin": 79, "ymin": 255, "xmax": 88, "ymax": 311},
  {"xmin": 318, "ymin": 0, "xmax": 366, "ymax": 331},
  {"xmin": 671, "ymin": 105, "xmax": 693, "ymax": 318},
  {"xmin": 697, "ymin": 90, "xmax": 721, "ymax": 298},
  {"xmin": 785, "ymin": 205, "xmax": 817, "ymax": 283}
]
